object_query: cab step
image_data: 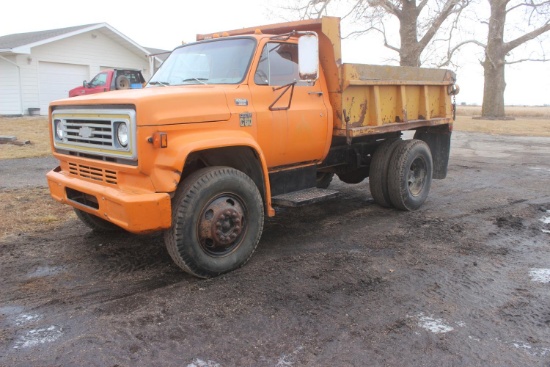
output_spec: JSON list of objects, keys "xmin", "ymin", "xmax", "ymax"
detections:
[{"xmin": 271, "ymin": 188, "xmax": 339, "ymax": 207}]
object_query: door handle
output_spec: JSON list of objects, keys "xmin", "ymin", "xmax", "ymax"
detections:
[{"xmin": 308, "ymin": 91, "xmax": 323, "ymax": 96}]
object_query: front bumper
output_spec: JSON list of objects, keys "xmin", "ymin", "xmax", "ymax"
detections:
[{"xmin": 47, "ymin": 167, "xmax": 172, "ymax": 233}]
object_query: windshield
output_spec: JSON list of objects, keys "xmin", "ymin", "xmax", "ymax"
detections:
[{"xmin": 147, "ymin": 38, "xmax": 256, "ymax": 86}]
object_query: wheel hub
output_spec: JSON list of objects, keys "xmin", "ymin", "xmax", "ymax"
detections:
[
  {"xmin": 198, "ymin": 195, "xmax": 246, "ymax": 255},
  {"xmin": 212, "ymin": 208, "xmax": 242, "ymax": 245},
  {"xmin": 408, "ymin": 157, "xmax": 427, "ymax": 196}
]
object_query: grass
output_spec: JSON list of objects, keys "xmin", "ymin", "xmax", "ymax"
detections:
[
  {"xmin": 456, "ymin": 105, "xmax": 550, "ymax": 119},
  {"xmin": 0, "ymin": 116, "xmax": 52, "ymax": 159},
  {"xmin": 0, "ymin": 187, "xmax": 75, "ymax": 241}
]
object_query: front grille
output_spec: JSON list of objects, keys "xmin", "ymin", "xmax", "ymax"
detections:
[
  {"xmin": 64, "ymin": 119, "xmax": 114, "ymax": 147},
  {"xmin": 69, "ymin": 162, "xmax": 118, "ymax": 185},
  {"xmin": 52, "ymin": 108, "xmax": 137, "ymax": 162}
]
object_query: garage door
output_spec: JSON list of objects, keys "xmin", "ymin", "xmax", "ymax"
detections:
[{"xmin": 39, "ymin": 62, "xmax": 89, "ymax": 115}]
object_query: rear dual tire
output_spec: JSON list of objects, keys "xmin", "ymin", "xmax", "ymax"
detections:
[{"xmin": 370, "ymin": 139, "xmax": 433, "ymax": 211}]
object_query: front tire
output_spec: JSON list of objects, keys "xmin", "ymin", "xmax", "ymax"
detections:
[
  {"xmin": 387, "ymin": 140, "xmax": 433, "ymax": 211},
  {"xmin": 164, "ymin": 167, "xmax": 264, "ymax": 278}
]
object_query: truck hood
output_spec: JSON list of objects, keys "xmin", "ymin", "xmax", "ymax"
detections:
[{"xmin": 51, "ymin": 85, "xmax": 232, "ymax": 126}]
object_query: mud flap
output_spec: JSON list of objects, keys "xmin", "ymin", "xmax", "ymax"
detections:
[{"xmin": 414, "ymin": 125, "xmax": 451, "ymax": 179}]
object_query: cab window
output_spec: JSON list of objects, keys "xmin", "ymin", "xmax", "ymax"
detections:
[
  {"xmin": 89, "ymin": 72, "xmax": 108, "ymax": 87},
  {"xmin": 255, "ymin": 42, "xmax": 310, "ymax": 86}
]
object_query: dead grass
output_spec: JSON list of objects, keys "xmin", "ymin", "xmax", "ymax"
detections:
[
  {"xmin": 0, "ymin": 187, "xmax": 75, "ymax": 241},
  {"xmin": 0, "ymin": 116, "xmax": 52, "ymax": 159},
  {"xmin": 454, "ymin": 115, "xmax": 550, "ymax": 137},
  {"xmin": 457, "ymin": 105, "xmax": 550, "ymax": 119}
]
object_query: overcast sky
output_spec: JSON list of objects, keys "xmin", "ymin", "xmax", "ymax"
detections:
[{"xmin": 2, "ymin": 0, "xmax": 549, "ymax": 106}]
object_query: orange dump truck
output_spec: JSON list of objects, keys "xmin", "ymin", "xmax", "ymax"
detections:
[{"xmin": 47, "ymin": 17, "xmax": 458, "ymax": 278}]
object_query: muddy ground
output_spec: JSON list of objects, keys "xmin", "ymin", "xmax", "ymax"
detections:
[{"xmin": 1, "ymin": 131, "xmax": 550, "ymax": 367}]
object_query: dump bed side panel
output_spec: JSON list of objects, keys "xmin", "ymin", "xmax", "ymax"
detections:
[{"xmin": 335, "ymin": 64, "xmax": 456, "ymax": 139}]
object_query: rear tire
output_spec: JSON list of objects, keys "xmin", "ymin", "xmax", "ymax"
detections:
[
  {"xmin": 164, "ymin": 167, "xmax": 264, "ymax": 278},
  {"xmin": 74, "ymin": 208, "xmax": 121, "ymax": 232},
  {"xmin": 369, "ymin": 138, "xmax": 401, "ymax": 207},
  {"xmin": 387, "ymin": 140, "xmax": 433, "ymax": 211},
  {"xmin": 316, "ymin": 172, "xmax": 334, "ymax": 189}
]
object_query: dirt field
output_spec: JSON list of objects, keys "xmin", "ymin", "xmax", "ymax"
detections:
[{"xmin": 1, "ymin": 115, "xmax": 550, "ymax": 366}]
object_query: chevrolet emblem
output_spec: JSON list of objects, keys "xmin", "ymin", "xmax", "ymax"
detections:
[{"xmin": 79, "ymin": 126, "xmax": 93, "ymax": 138}]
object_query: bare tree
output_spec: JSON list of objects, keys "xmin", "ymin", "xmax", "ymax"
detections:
[
  {"xmin": 481, "ymin": 0, "xmax": 549, "ymax": 118},
  {"xmin": 441, "ymin": 0, "xmax": 549, "ymax": 118},
  {"xmin": 282, "ymin": 0, "xmax": 470, "ymax": 67}
]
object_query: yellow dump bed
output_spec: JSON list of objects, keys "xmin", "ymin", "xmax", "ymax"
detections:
[{"xmin": 198, "ymin": 16, "xmax": 456, "ymax": 140}]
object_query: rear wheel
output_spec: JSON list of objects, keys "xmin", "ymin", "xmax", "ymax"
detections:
[
  {"xmin": 74, "ymin": 208, "xmax": 121, "ymax": 232},
  {"xmin": 316, "ymin": 172, "xmax": 334, "ymax": 189},
  {"xmin": 387, "ymin": 140, "xmax": 433, "ymax": 211},
  {"xmin": 164, "ymin": 167, "xmax": 264, "ymax": 278},
  {"xmin": 369, "ymin": 138, "xmax": 401, "ymax": 207}
]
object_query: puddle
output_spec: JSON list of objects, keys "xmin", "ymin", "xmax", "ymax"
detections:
[
  {"xmin": 529, "ymin": 167, "xmax": 550, "ymax": 173},
  {"xmin": 186, "ymin": 359, "xmax": 222, "ymax": 367},
  {"xmin": 27, "ymin": 266, "xmax": 64, "ymax": 278},
  {"xmin": 13, "ymin": 325, "xmax": 63, "ymax": 349},
  {"xmin": 0, "ymin": 305, "xmax": 24, "ymax": 317},
  {"xmin": 416, "ymin": 314, "xmax": 454, "ymax": 334},
  {"xmin": 529, "ymin": 268, "xmax": 550, "ymax": 283}
]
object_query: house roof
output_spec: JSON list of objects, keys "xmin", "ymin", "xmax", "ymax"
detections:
[
  {"xmin": 0, "ymin": 24, "xmax": 99, "ymax": 49},
  {"xmin": 0, "ymin": 23, "xmax": 165, "ymax": 63},
  {"xmin": 144, "ymin": 47, "xmax": 171, "ymax": 61}
]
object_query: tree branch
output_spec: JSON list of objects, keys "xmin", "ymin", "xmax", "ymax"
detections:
[
  {"xmin": 504, "ymin": 22, "xmax": 550, "ymax": 53},
  {"xmin": 506, "ymin": 57, "xmax": 549, "ymax": 64},
  {"xmin": 368, "ymin": 0, "xmax": 402, "ymax": 17},
  {"xmin": 437, "ymin": 39, "xmax": 487, "ymax": 67},
  {"xmin": 418, "ymin": 0, "xmax": 465, "ymax": 50}
]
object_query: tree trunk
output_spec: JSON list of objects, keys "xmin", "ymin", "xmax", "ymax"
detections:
[
  {"xmin": 399, "ymin": 0, "xmax": 422, "ymax": 67},
  {"xmin": 481, "ymin": 57, "xmax": 507, "ymax": 118},
  {"xmin": 481, "ymin": 0, "xmax": 507, "ymax": 119}
]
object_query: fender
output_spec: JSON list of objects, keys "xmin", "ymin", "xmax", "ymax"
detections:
[{"xmin": 146, "ymin": 129, "xmax": 275, "ymax": 217}]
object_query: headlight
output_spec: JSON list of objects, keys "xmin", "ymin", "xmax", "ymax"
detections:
[
  {"xmin": 55, "ymin": 120, "xmax": 64, "ymax": 140},
  {"xmin": 116, "ymin": 122, "xmax": 129, "ymax": 147}
]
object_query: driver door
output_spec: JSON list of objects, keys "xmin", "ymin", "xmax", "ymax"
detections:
[{"xmin": 250, "ymin": 41, "xmax": 328, "ymax": 169}]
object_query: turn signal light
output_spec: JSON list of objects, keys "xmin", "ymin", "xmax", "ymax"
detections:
[{"xmin": 149, "ymin": 132, "xmax": 168, "ymax": 148}]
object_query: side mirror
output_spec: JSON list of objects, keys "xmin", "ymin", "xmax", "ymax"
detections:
[
  {"xmin": 83, "ymin": 80, "xmax": 88, "ymax": 88},
  {"xmin": 298, "ymin": 33, "xmax": 319, "ymax": 81}
]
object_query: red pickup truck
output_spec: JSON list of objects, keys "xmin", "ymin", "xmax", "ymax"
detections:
[{"xmin": 68, "ymin": 69, "xmax": 145, "ymax": 97}]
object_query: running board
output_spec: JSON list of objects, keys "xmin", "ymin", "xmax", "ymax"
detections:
[{"xmin": 271, "ymin": 188, "xmax": 339, "ymax": 207}]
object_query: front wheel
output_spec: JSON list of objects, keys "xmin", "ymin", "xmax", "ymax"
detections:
[
  {"xmin": 164, "ymin": 167, "xmax": 264, "ymax": 278},
  {"xmin": 387, "ymin": 140, "xmax": 433, "ymax": 211}
]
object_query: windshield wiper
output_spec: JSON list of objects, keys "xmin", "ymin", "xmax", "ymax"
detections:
[
  {"xmin": 182, "ymin": 78, "xmax": 208, "ymax": 85},
  {"xmin": 149, "ymin": 81, "xmax": 170, "ymax": 87}
]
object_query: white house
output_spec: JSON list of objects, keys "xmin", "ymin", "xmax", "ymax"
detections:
[{"xmin": 0, "ymin": 23, "xmax": 168, "ymax": 116}]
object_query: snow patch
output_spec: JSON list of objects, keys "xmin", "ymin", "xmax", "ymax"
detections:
[
  {"xmin": 276, "ymin": 346, "xmax": 304, "ymax": 366},
  {"xmin": 529, "ymin": 268, "xmax": 550, "ymax": 283},
  {"xmin": 15, "ymin": 314, "xmax": 41, "ymax": 325},
  {"xmin": 540, "ymin": 216, "xmax": 550, "ymax": 225},
  {"xmin": 186, "ymin": 359, "xmax": 221, "ymax": 367},
  {"xmin": 513, "ymin": 342, "xmax": 550, "ymax": 357},
  {"xmin": 13, "ymin": 325, "xmax": 63, "ymax": 349},
  {"xmin": 417, "ymin": 314, "xmax": 454, "ymax": 334}
]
